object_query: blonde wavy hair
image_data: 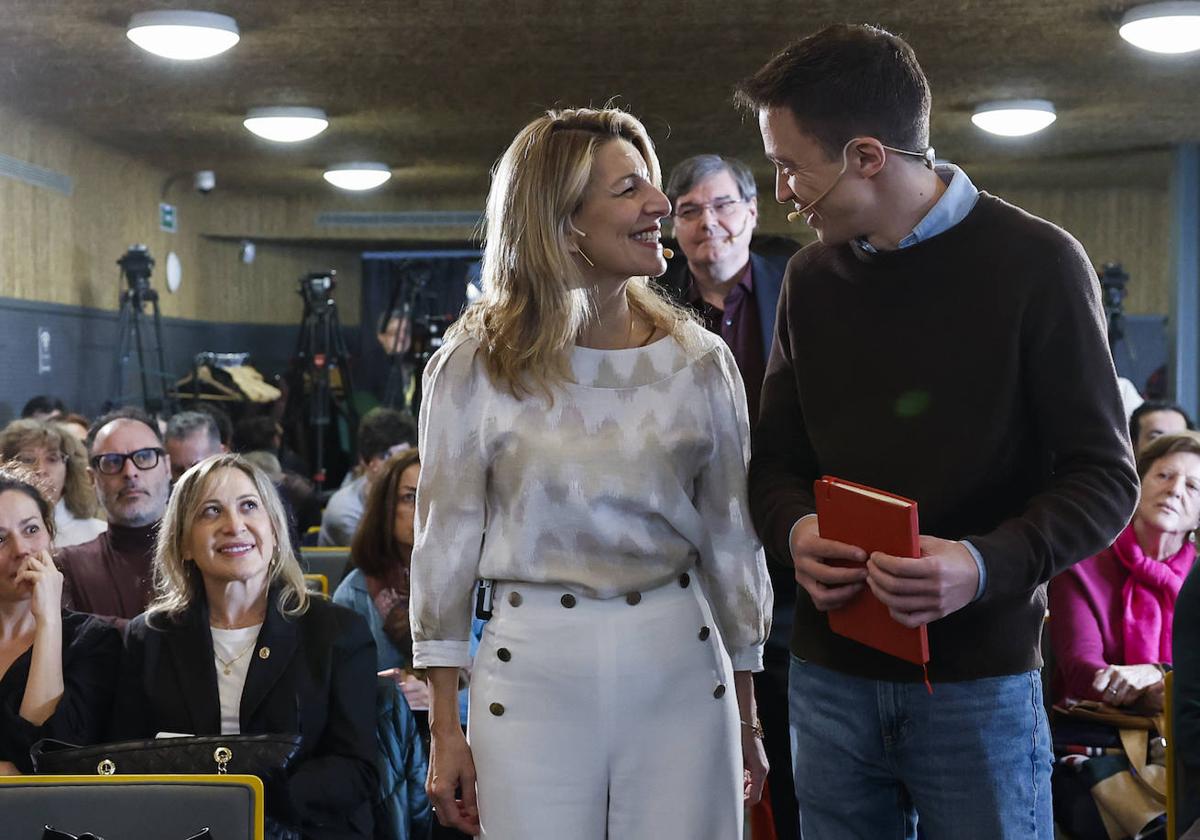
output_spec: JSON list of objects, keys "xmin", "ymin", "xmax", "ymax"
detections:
[
  {"xmin": 449, "ymin": 106, "xmax": 694, "ymax": 398},
  {"xmin": 148, "ymin": 454, "xmax": 309, "ymax": 620},
  {"xmin": 0, "ymin": 419, "xmax": 98, "ymax": 519}
]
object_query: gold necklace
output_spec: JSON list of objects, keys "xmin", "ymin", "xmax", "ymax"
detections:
[{"xmin": 213, "ymin": 640, "xmax": 257, "ymax": 676}]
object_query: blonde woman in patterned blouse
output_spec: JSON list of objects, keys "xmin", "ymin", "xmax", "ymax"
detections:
[{"xmin": 411, "ymin": 107, "xmax": 773, "ymax": 840}]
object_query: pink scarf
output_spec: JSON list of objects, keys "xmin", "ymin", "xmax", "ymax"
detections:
[{"xmin": 1112, "ymin": 523, "xmax": 1195, "ymax": 664}]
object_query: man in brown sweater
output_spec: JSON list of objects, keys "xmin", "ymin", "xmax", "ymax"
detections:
[
  {"xmin": 737, "ymin": 25, "xmax": 1138, "ymax": 840},
  {"xmin": 57, "ymin": 408, "xmax": 171, "ymax": 625}
]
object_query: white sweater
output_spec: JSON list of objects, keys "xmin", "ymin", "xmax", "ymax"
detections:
[{"xmin": 410, "ymin": 322, "xmax": 772, "ymax": 671}]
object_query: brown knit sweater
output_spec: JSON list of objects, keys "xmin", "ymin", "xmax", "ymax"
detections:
[{"xmin": 749, "ymin": 193, "xmax": 1139, "ymax": 682}]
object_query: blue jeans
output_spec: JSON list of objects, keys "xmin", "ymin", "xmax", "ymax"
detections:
[{"xmin": 789, "ymin": 656, "xmax": 1053, "ymax": 840}]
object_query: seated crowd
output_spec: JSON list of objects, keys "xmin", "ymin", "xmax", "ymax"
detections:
[
  {"xmin": 0, "ymin": 399, "xmax": 429, "ymax": 840},
  {"xmin": 2, "ymin": 392, "xmax": 1200, "ymax": 839}
]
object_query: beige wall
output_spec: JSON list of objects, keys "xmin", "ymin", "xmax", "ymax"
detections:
[
  {"xmin": 757, "ymin": 182, "xmax": 1172, "ymax": 318},
  {"xmin": 988, "ymin": 186, "xmax": 1170, "ymax": 317},
  {"xmin": 0, "ymin": 100, "xmax": 1173, "ymax": 324},
  {"xmin": 0, "ymin": 103, "xmax": 366, "ymax": 325}
]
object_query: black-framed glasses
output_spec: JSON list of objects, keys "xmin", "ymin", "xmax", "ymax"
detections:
[
  {"xmin": 90, "ymin": 447, "xmax": 165, "ymax": 475},
  {"xmin": 673, "ymin": 198, "xmax": 746, "ymax": 223}
]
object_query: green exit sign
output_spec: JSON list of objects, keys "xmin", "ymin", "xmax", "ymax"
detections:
[{"xmin": 159, "ymin": 202, "xmax": 177, "ymax": 233}]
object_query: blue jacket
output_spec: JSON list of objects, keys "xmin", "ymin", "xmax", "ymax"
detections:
[
  {"xmin": 334, "ymin": 570, "xmax": 409, "ymax": 671},
  {"xmin": 373, "ymin": 677, "xmax": 431, "ymax": 840}
]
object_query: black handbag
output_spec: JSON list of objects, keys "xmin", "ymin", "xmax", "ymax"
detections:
[
  {"xmin": 42, "ymin": 829, "xmax": 211, "ymax": 840},
  {"xmin": 29, "ymin": 734, "xmax": 302, "ymax": 777}
]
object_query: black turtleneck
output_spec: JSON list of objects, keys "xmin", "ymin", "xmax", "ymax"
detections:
[
  {"xmin": 749, "ymin": 193, "xmax": 1139, "ymax": 682},
  {"xmin": 56, "ymin": 521, "xmax": 160, "ymax": 625}
]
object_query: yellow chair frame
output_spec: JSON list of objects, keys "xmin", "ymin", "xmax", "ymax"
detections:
[{"xmin": 0, "ymin": 773, "xmax": 264, "ymax": 839}]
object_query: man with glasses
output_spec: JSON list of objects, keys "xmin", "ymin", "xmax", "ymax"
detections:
[
  {"xmin": 661, "ymin": 155, "xmax": 788, "ymax": 429},
  {"xmin": 661, "ymin": 154, "xmax": 796, "ymax": 839},
  {"xmin": 57, "ymin": 407, "xmax": 172, "ymax": 625}
]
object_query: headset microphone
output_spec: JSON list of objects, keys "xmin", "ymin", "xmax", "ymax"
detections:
[
  {"xmin": 787, "ymin": 211, "xmax": 803, "ymax": 223},
  {"xmin": 724, "ymin": 215, "xmax": 751, "ymax": 243}
]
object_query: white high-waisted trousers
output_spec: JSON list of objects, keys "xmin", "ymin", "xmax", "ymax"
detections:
[{"xmin": 467, "ymin": 573, "xmax": 743, "ymax": 840}]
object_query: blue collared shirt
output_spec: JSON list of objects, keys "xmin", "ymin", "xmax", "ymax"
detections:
[
  {"xmin": 852, "ymin": 164, "xmax": 990, "ymax": 601},
  {"xmin": 857, "ymin": 164, "xmax": 979, "ymax": 253}
]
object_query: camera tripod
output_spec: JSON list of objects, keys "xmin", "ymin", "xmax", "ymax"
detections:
[
  {"xmin": 108, "ymin": 246, "xmax": 175, "ymax": 414},
  {"xmin": 291, "ymin": 274, "xmax": 358, "ymax": 490}
]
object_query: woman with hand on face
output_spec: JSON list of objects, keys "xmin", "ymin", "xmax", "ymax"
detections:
[
  {"xmin": 1050, "ymin": 431, "xmax": 1200, "ymax": 711},
  {"xmin": 0, "ymin": 466, "xmax": 120, "ymax": 775},
  {"xmin": 411, "ymin": 107, "xmax": 773, "ymax": 840},
  {"xmin": 0, "ymin": 419, "xmax": 106, "ymax": 548},
  {"xmin": 111, "ymin": 455, "xmax": 378, "ymax": 839}
]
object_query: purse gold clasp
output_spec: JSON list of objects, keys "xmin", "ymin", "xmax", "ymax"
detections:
[{"xmin": 213, "ymin": 746, "xmax": 232, "ymax": 774}]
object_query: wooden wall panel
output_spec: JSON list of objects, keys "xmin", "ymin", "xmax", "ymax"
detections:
[
  {"xmin": 757, "ymin": 182, "xmax": 1172, "ymax": 318},
  {"xmin": 988, "ymin": 186, "xmax": 1170, "ymax": 317},
  {"xmin": 0, "ymin": 104, "xmax": 364, "ymax": 325}
]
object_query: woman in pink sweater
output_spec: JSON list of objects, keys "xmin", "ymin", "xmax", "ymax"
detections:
[{"xmin": 1049, "ymin": 431, "xmax": 1200, "ymax": 711}]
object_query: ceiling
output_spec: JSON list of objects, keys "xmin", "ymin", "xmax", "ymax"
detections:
[{"xmin": 0, "ymin": 0, "xmax": 1195, "ymax": 211}]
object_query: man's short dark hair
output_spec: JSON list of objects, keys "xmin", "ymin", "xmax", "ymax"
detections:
[
  {"xmin": 733, "ymin": 23, "xmax": 931, "ymax": 160},
  {"xmin": 165, "ymin": 411, "xmax": 221, "ymax": 449},
  {"xmin": 357, "ymin": 407, "xmax": 417, "ymax": 463},
  {"xmin": 1130, "ymin": 400, "xmax": 1195, "ymax": 444},
  {"xmin": 665, "ymin": 155, "xmax": 758, "ymax": 207},
  {"xmin": 21, "ymin": 395, "xmax": 68, "ymax": 418},
  {"xmin": 233, "ymin": 416, "xmax": 281, "ymax": 453},
  {"xmin": 86, "ymin": 406, "xmax": 162, "ymax": 452}
]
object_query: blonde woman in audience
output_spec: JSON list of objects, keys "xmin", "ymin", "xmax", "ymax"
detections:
[
  {"xmin": 111, "ymin": 454, "xmax": 377, "ymax": 839},
  {"xmin": 411, "ymin": 107, "xmax": 772, "ymax": 839},
  {"xmin": 0, "ymin": 419, "xmax": 106, "ymax": 547},
  {"xmin": 0, "ymin": 466, "xmax": 119, "ymax": 774}
]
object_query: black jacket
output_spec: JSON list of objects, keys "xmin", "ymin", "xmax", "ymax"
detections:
[
  {"xmin": 111, "ymin": 587, "xmax": 378, "ymax": 840},
  {"xmin": 0, "ymin": 610, "xmax": 120, "ymax": 772}
]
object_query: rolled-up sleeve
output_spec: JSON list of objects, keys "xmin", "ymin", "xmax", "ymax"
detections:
[
  {"xmin": 410, "ymin": 337, "xmax": 489, "ymax": 669},
  {"xmin": 694, "ymin": 345, "xmax": 773, "ymax": 672}
]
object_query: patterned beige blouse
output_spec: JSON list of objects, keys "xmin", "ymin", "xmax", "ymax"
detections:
[{"xmin": 410, "ymin": 321, "xmax": 772, "ymax": 672}]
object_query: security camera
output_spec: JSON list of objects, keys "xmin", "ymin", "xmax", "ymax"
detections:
[{"xmin": 194, "ymin": 170, "xmax": 216, "ymax": 194}]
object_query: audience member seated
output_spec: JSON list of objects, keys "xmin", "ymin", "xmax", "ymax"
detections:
[
  {"xmin": 318, "ymin": 409, "xmax": 415, "ymax": 547},
  {"xmin": 57, "ymin": 413, "xmax": 90, "ymax": 443},
  {"xmin": 193, "ymin": 402, "xmax": 234, "ymax": 450},
  {"xmin": 1129, "ymin": 400, "xmax": 1194, "ymax": 455},
  {"xmin": 1048, "ymin": 431, "xmax": 1200, "ymax": 838},
  {"xmin": 1175, "ymin": 564, "xmax": 1200, "ymax": 836},
  {"xmin": 0, "ymin": 467, "xmax": 120, "ymax": 775},
  {"xmin": 334, "ymin": 451, "xmax": 424, "ymax": 697},
  {"xmin": 164, "ymin": 410, "xmax": 227, "ymax": 481},
  {"xmin": 56, "ymin": 408, "xmax": 172, "ymax": 624},
  {"xmin": 234, "ymin": 415, "xmax": 308, "ymax": 478},
  {"xmin": 20, "ymin": 396, "xmax": 67, "ymax": 421},
  {"xmin": 111, "ymin": 454, "xmax": 378, "ymax": 838},
  {"xmin": 1, "ymin": 419, "xmax": 106, "ymax": 547}
]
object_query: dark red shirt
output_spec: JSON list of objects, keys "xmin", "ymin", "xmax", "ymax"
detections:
[{"xmin": 686, "ymin": 260, "xmax": 766, "ymax": 426}]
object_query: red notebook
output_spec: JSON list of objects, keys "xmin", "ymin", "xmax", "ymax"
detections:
[{"xmin": 814, "ymin": 476, "xmax": 930, "ymax": 668}]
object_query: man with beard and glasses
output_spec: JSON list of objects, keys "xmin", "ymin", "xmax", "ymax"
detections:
[{"xmin": 56, "ymin": 408, "xmax": 172, "ymax": 627}]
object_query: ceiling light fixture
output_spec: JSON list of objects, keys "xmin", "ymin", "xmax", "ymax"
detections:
[
  {"xmin": 323, "ymin": 162, "xmax": 392, "ymax": 191},
  {"xmin": 1119, "ymin": 1, "xmax": 1200, "ymax": 54},
  {"xmin": 971, "ymin": 100, "xmax": 1057, "ymax": 137},
  {"xmin": 244, "ymin": 107, "xmax": 329, "ymax": 143},
  {"xmin": 126, "ymin": 10, "xmax": 240, "ymax": 60}
]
